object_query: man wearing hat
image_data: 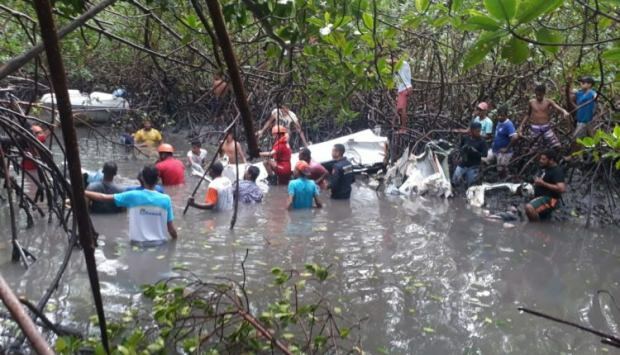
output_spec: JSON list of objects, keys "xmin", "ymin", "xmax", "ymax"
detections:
[
  {"xmin": 287, "ymin": 160, "xmax": 322, "ymax": 209},
  {"xmin": 571, "ymin": 76, "xmax": 597, "ymax": 138},
  {"xmin": 452, "ymin": 122, "xmax": 488, "ymax": 187},
  {"xmin": 155, "ymin": 143, "xmax": 185, "ymax": 185},
  {"xmin": 472, "ymin": 102, "xmax": 493, "ymax": 139}
]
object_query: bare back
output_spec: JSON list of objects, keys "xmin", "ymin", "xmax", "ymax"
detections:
[
  {"xmin": 528, "ymin": 98, "xmax": 553, "ymax": 125},
  {"xmin": 212, "ymin": 79, "xmax": 228, "ymax": 98},
  {"xmin": 220, "ymin": 140, "xmax": 241, "ymax": 164}
]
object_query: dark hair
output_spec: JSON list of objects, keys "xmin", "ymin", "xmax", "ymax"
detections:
[
  {"xmin": 299, "ymin": 148, "xmax": 311, "ymax": 161},
  {"xmin": 535, "ymin": 84, "xmax": 546, "ymax": 94},
  {"xmin": 247, "ymin": 166, "xmax": 260, "ymax": 181},
  {"xmin": 333, "ymin": 144, "xmax": 345, "ymax": 155},
  {"xmin": 191, "ymin": 140, "xmax": 201, "ymax": 147},
  {"xmin": 141, "ymin": 165, "xmax": 159, "ymax": 186},
  {"xmin": 497, "ymin": 105, "xmax": 509, "ymax": 116},
  {"xmin": 470, "ymin": 122, "xmax": 482, "ymax": 130},
  {"xmin": 540, "ymin": 149, "xmax": 559, "ymax": 163},
  {"xmin": 210, "ymin": 161, "xmax": 224, "ymax": 177},
  {"xmin": 102, "ymin": 161, "xmax": 117, "ymax": 178}
]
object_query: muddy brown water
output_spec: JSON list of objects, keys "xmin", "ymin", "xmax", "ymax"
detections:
[{"xmin": 1, "ymin": 130, "xmax": 620, "ymax": 354}]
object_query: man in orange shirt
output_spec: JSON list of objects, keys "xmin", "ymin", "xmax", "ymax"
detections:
[{"xmin": 187, "ymin": 162, "xmax": 233, "ymax": 211}]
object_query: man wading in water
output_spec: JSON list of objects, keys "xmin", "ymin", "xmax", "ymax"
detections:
[
  {"xmin": 329, "ymin": 144, "xmax": 354, "ymax": 200},
  {"xmin": 519, "ymin": 84, "xmax": 569, "ymax": 149},
  {"xmin": 219, "ymin": 131, "xmax": 246, "ymax": 164},
  {"xmin": 84, "ymin": 165, "xmax": 178, "ymax": 245}
]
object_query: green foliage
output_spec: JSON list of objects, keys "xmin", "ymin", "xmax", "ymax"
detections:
[{"xmin": 577, "ymin": 126, "xmax": 620, "ymax": 170}]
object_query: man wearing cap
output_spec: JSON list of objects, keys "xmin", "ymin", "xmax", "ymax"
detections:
[
  {"xmin": 519, "ymin": 84, "xmax": 569, "ymax": 149},
  {"xmin": 571, "ymin": 76, "xmax": 597, "ymax": 138},
  {"xmin": 472, "ymin": 102, "xmax": 493, "ymax": 139},
  {"xmin": 287, "ymin": 160, "xmax": 322, "ymax": 209},
  {"xmin": 86, "ymin": 162, "xmax": 125, "ymax": 214},
  {"xmin": 155, "ymin": 143, "xmax": 185, "ymax": 185},
  {"xmin": 452, "ymin": 122, "xmax": 488, "ymax": 187},
  {"xmin": 187, "ymin": 161, "xmax": 234, "ymax": 211},
  {"xmin": 134, "ymin": 120, "xmax": 162, "ymax": 147},
  {"xmin": 260, "ymin": 125, "xmax": 292, "ymax": 185}
]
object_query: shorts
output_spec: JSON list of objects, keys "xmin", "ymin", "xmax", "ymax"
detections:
[
  {"xmin": 396, "ymin": 91, "xmax": 408, "ymax": 111},
  {"xmin": 528, "ymin": 196, "xmax": 559, "ymax": 218},
  {"xmin": 273, "ymin": 164, "xmax": 291, "ymax": 185},
  {"xmin": 530, "ymin": 124, "xmax": 560, "ymax": 148}
]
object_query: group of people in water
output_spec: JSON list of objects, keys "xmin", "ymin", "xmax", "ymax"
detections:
[{"xmin": 82, "ymin": 109, "xmax": 354, "ymax": 245}]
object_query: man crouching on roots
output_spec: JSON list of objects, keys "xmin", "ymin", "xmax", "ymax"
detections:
[{"xmin": 525, "ymin": 150, "xmax": 566, "ymax": 222}]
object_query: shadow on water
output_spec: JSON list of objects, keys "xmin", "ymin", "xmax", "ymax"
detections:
[{"xmin": 1, "ymin": 129, "xmax": 619, "ymax": 354}]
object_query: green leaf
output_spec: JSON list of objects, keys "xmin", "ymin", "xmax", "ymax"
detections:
[
  {"xmin": 466, "ymin": 15, "xmax": 501, "ymax": 31},
  {"xmin": 462, "ymin": 32, "xmax": 502, "ymax": 70},
  {"xmin": 55, "ymin": 338, "xmax": 67, "ymax": 352},
  {"xmin": 501, "ymin": 37, "xmax": 529, "ymax": 64},
  {"xmin": 415, "ymin": 0, "xmax": 430, "ymax": 12},
  {"xmin": 422, "ymin": 327, "xmax": 435, "ymax": 333},
  {"xmin": 515, "ymin": 0, "xmax": 558, "ymax": 24},
  {"xmin": 613, "ymin": 125, "xmax": 620, "ymax": 139},
  {"xmin": 484, "ymin": 0, "xmax": 517, "ymax": 21},
  {"xmin": 451, "ymin": 0, "xmax": 464, "ymax": 12},
  {"xmin": 362, "ymin": 12, "xmax": 374, "ymax": 30},
  {"xmin": 602, "ymin": 48, "xmax": 620, "ymax": 63},
  {"xmin": 578, "ymin": 136, "xmax": 595, "ymax": 148},
  {"xmin": 535, "ymin": 28, "xmax": 560, "ymax": 54}
]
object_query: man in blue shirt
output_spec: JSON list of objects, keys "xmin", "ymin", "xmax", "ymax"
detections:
[
  {"xmin": 329, "ymin": 144, "xmax": 355, "ymax": 199},
  {"xmin": 85, "ymin": 165, "xmax": 178, "ymax": 245},
  {"xmin": 487, "ymin": 105, "xmax": 518, "ymax": 177},
  {"xmin": 472, "ymin": 102, "xmax": 493, "ymax": 139},
  {"xmin": 287, "ymin": 161, "xmax": 322, "ymax": 209},
  {"xmin": 572, "ymin": 76, "xmax": 597, "ymax": 138},
  {"xmin": 86, "ymin": 162, "xmax": 124, "ymax": 214}
]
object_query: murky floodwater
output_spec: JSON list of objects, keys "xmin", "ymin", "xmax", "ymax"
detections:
[{"xmin": 1, "ymin": 130, "xmax": 620, "ymax": 354}]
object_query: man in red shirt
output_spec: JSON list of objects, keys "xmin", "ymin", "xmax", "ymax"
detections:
[
  {"xmin": 299, "ymin": 148, "xmax": 328, "ymax": 189},
  {"xmin": 260, "ymin": 125, "xmax": 291, "ymax": 185},
  {"xmin": 22, "ymin": 124, "xmax": 48, "ymax": 200},
  {"xmin": 155, "ymin": 143, "xmax": 185, "ymax": 185}
]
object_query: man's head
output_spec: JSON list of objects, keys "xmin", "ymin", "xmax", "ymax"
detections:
[
  {"xmin": 244, "ymin": 165, "xmax": 260, "ymax": 182},
  {"xmin": 271, "ymin": 125, "xmax": 287, "ymax": 138},
  {"xmin": 158, "ymin": 143, "xmax": 174, "ymax": 160},
  {"xmin": 534, "ymin": 84, "xmax": 546, "ymax": 101},
  {"xmin": 102, "ymin": 161, "xmax": 117, "ymax": 181},
  {"xmin": 209, "ymin": 161, "xmax": 224, "ymax": 178},
  {"xmin": 299, "ymin": 148, "xmax": 312, "ymax": 163},
  {"xmin": 31, "ymin": 124, "xmax": 44, "ymax": 136},
  {"xmin": 224, "ymin": 131, "xmax": 234, "ymax": 142},
  {"xmin": 141, "ymin": 165, "xmax": 159, "ymax": 187},
  {"xmin": 497, "ymin": 105, "xmax": 509, "ymax": 122},
  {"xmin": 476, "ymin": 102, "xmax": 489, "ymax": 117},
  {"xmin": 579, "ymin": 76, "xmax": 595, "ymax": 90},
  {"xmin": 332, "ymin": 144, "xmax": 345, "ymax": 160},
  {"xmin": 470, "ymin": 122, "xmax": 482, "ymax": 138},
  {"xmin": 191, "ymin": 140, "xmax": 201, "ymax": 154},
  {"xmin": 294, "ymin": 160, "xmax": 311, "ymax": 178},
  {"xmin": 539, "ymin": 149, "xmax": 558, "ymax": 168},
  {"xmin": 143, "ymin": 120, "xmax": 152, "ymax": 131}
]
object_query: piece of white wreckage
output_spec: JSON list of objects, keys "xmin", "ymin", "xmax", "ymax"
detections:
[
  {"xmin": 466, "ymin": 182, "xmax": 534, "ymax": 208},
  {"xmin": 385, "ymin": 140, "xmax": 454, "ymax": 198}
]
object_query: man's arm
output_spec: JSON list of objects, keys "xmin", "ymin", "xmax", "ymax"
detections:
[
  {"xmin": 167, "ymin": 221, "xmax": 178, "ymax": 240},
  {"xmin": 518, "ymin": 101, "xmax": 531, "ymax": 134},
  {"xmin": 259, "ymin": 149, "xmax": 275, "ymax": 158},
  {"xmin": 548, "ymin": 99, "xmax": 569, "ymax": 117},
  {"xmin": 287, "ymin": 195, "xmax": 294, "ymax": 209},
  {"xmin": 294, "ymin": 122, "xmax": 309, "ymax": 147},
  {"xmin": 84, "ymin": 190, "xmax": 115, "ymax": 202},
  {"xmin": 257, "ymin": 115, "xmax": 275, "ymax": 138},
  {"xmin": 187, "ymin": 192, "xmax": 216, "ymax": 210},
  {"xmin": 314, "ymin": 195, "xmax": 323, "ymax": 208}
]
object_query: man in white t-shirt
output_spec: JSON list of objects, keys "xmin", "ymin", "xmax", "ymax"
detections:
[
  {"xmin": 256, "ymin": 106, "xmax": 309, "ymax": 147},
  {"xmin": 187, "ymin": 140, "xmax": 208, "ymax": 175},
  {"xmin": 390, "ymin": 53, "xmax": 413, "ymax": 133},
  {"xmin": 84, "ymin": 165, "xmax": 178, "ymax": 245},
  {"xmin": 187, "ymin": 161, "xmax": 233, "ymax": 211}
]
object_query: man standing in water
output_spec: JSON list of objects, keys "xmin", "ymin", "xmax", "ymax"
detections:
[
  {"xmin": 187, "ymin": 161, "xmax": 234, "ymax": 211},
  {"xmin": 219, "ymin": 132, "xmax": 246, "ymax": 164},
  {"xmin": 234, "ymin": 165, "xmax": 263, "ymax": 204},
  {"xmin": 519, "ymin": 84, "xmax": 569, "ymax": 149},
  {"xmin": 84, "ymin": 165, "xmax": 178, "ymax": 244},
  {"xmin": 288, "ymin": 161, "xmax": 322, "ymax": 209},
  {"xmin": 329, "ymin": 144, "xmax": 354, "ymax": 199},
  {"xmin": 86, "ymin": 162, "xmax": 124, "ymax": 214},
  {"xmin": 134, "ymin": 120, "xmax": 163, "ymax": 147},
  {"xmin": 261, "ymin": 125, "xmax": 292, "ymax": 185},
  {"xmin": 299, "ymin": 148, "xmax": 329, "ymax": 189},
  {"xmin": 156, "ymin": 143, "xmax": 185, "ymax": 186},
  {"xmin": 256, "ymin": 106, "xmax": 309, "ymax": 148},
  {"xmin": 525, "ymin": 150, "xmax": 566, "ymax": 221}
]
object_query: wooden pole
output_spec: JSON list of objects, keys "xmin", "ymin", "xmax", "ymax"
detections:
[
  {"xmin": 204, "ymin": 0, "xmax": 260, "ymax": 158},
  {"xmin": 0, "ymin": 275, "xmax": 53, "ymax": 355},
  {"xmin": 31, "ymin": 0, "xmax": 110, "ymax": 352}
]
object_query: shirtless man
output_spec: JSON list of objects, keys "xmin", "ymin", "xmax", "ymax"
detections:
[
  {"xmin": 519, "ymin": 84, "xmax": 569, "ymax": 149},
  {"xmin": 209, "ymin": 72, "xmax": 229, "ymax": 117},
  {"xmin": 219, "ymin": 132, "xmax": 246, "ymax": 164}
]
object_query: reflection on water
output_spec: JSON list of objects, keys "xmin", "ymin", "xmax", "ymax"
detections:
[{"xmin": 1, "ymin": 131, "xmax": 619, "ymax": 354}]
